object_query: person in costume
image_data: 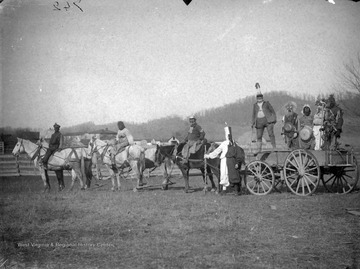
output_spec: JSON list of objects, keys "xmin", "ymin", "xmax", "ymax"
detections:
[
  {"xmin": 204, "ymin": 126, "xmax": 244, "ymax": 194},
  {"xmin": 282, "ymin": 101, "xmax": 299, "ymax": 150},
  {"xmin": 251, "ymin": 83, "xmax": 277, "ymax": 154}
]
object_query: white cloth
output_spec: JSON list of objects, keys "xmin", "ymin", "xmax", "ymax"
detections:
[
  {"xmin": 313, "ymin": 125, "xmax": 323, "ymax": 150},
  {"xmin": 257, "ymin": 102, "xmax": 265, "ymax": 118},
  {"xmin": 116, "ymin": 128, "xmax": 134, "ymax": 145},
  {"xmin": 206, "ymin": 140, "xmax": 230, "ymax": 187}
]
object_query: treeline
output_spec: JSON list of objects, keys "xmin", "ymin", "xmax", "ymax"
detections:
[{"xmin": 3, "ymin": 91, "xmax": 360, "ymax": 142}]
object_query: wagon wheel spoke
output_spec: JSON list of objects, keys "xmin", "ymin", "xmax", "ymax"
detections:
[
  {"xmin": 323, "ymin": 155, "xmax": 359, "ymax": 194},
  {"xmin": 303, "ymin": 175, "xmax": 314, "ymax": 193},
  {"xmin": 260, "ymin": 180, "xmax": 272, "ymax": 192},
  {"xmin": 304, "ymin": 173, "xmax": 318, "ymax": 186},
  {"xmin": 284, "ymin": 149, "xmax": 320, "ymax": 196},
  {"xmin": 323, "ymin": 174, "xmax": 336, "ymax": 185},
  {"xmin": 245, "ymin": 160, "xmax": 274, "ymax": 195},
  {"xmin": 285, "ymin": 167, "xmax": 297, "ymax": 172}
]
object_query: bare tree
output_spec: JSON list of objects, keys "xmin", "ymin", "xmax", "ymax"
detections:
[{"xmin": 338, "ymin": 53, "xmax": 360, "ymax": 94}]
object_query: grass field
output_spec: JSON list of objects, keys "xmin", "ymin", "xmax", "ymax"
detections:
[{"xmin": 1, "ymin": 174, "xmax": 360, "ymax": 269}]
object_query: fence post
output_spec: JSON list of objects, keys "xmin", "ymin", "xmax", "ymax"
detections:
[{"xmin": 15, "ymin": 156, "xmax": 20, "ymax": 176}]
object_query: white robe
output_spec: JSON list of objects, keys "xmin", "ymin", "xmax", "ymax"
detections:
[{"xmin": 206, "ymin": 140, "xmax": 231, "ymax": 188}]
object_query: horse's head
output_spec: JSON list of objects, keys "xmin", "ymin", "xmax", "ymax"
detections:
[
  {"xmin": 12, "ymin": 138, "xmax": 25, "ymax": 157},
  {"xmin": 88, "ymin": 136, "xmax": 105, "ymax": 154},
  {"xmin": 88, "ymin": 136, "xmax": 96, "ymax": 154},
  {"xmin": 206, "ymin": 142, "xmax": 219, "ymax": 154}
]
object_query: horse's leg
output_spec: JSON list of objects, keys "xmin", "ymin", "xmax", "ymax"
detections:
[
  {"xmin": 55, "ymin": 170, "xmax": 65, "ymax": 191},
  {"xmin": 161, "ymin": 159, "xmax": 171, "ymax": 190},
  {"xmin": 84, "ymin": 158, "xmax": 92, "ymax": 188},
  {"xmin": 76, "ymin": 165, "xmax": 85, "ymax": 191},
  {"xmin": 41, "ymin": 169, "xmax": 50, "ymax": 193},
  {"xmin": 107, "ymin": 166, "xmax": 116, "ymax": 191},
  {"xmin": 132, "ymin": 161, "xmax": 144, "ymax": 189},
  {"xmin": 116, "ymin": 171, "xmax": 121, "ymax": 191},
  {"xmin": 181, "ymin": 167, "xmax": 190, "ymax": 193},
  {"xmin": 93, "ymin": 155, "xmax": 102, "ymax": 180},
  {"xmin": 69, "ymin": 169, "xmax": 76, "ymax": 191},
  {"xmin": 206, "ymin": 165, "xmax": 217, "ymax": 192}
]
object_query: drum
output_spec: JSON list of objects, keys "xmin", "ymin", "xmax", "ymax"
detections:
[
  {"xmin": 283, "ymin": 122, "xmax": 295, "ymax": 133},
  {"xmin": 299, "ymin": 126, "xmax": 313, "ymax": 142}
]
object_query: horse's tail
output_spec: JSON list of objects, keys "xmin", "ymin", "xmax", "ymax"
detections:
[{"xmin": 80, "ymin": 156, "xmax": 86, "ymax": 182}]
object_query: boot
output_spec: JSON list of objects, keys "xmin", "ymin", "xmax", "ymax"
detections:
[{"xmin": 253, "ymin": 141, "xmax": 262, "ymax": 156}]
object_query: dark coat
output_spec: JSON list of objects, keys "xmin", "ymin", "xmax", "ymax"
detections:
[
  {"xmin": 225, "ymin": 143, "xmax": 245, "ymax": 184},
  {"xmin": 252, "ymin": 101, "xmax": 277, "ymax": 125}
]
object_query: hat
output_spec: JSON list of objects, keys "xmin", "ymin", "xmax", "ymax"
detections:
[
  {"xmin": 224, "ymin": 126, "xmax": 233, "ymax": 141},
  {"xmin": 284, "ymin": 101, "xmax": 297, "ymax": 112},
  {"xmin": 299, "ymin": 126, "xmax": 313, "ymax": 142},
  {"xmin": 189, "ymin": 116, "xmax": 196, "ymax": 120},
  {"xmin": 255, "ymin": 83, "xmax": 263, "ymax": 98},
  {"xmin": 256, "ymin": 92, "xmax": 263, "ymax": 98},
  {"xmin": 302, "ymin": 104, "xmax": 312, "ymax": 115},
  {"xmin": 53, "ymin": 123, "xmax": 61, "ymax": 128}
]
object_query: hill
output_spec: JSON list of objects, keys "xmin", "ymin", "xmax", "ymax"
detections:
[{"xmin": 61, "ymin": 91, "xmax": 360, "ymax": 146}]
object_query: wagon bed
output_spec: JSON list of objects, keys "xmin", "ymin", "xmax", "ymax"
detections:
[{"xmin": 244, "ymin": 148, "xmax": 359, "ymax": 196}]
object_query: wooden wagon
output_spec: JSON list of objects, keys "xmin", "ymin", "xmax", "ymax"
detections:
[{"xmin": 244, "ymin": 148, "xmax": 359, "ymax": 196}]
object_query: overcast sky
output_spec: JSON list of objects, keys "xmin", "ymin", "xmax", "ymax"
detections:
[{"xmin": 1, "ymin": 0, "xmax": 360, "ymax": 129}]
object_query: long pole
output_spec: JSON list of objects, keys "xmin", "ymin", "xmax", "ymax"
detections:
[{"xmin": 204, "ymin": 145, "xmax": 207, "ymax": 194}]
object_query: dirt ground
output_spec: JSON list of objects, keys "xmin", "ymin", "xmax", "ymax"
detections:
[{"xmin": 0, "ymin": 174, "xmax": 359, "ymax": 269}]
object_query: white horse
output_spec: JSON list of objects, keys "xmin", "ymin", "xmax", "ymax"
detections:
[
  {"xmin": 12, "ymin": 138, "xmax": 90, "ymax": 192},
  {"xmin": 89, "ymin": 137, "xmax": 145, "ymax": 191}
]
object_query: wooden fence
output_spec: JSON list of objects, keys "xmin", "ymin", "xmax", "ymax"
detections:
[{"xmin": 0, "ymin": 142, "xmax": 4, "ymax": 155}]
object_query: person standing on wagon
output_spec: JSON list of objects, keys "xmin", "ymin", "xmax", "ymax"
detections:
[{"xmin": 251, "ymin": 83, "xmax": 277, "ymax": 154}]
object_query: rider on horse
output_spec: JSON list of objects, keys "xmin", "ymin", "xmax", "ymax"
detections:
[
  {"xmin": 41, "ymin": 123, "xmax": 64, "ymax": 169},
  {"xmin": 180, "ymin": 116, "xmax": 206, "ymax": 164},
  {"xmin": 110, "ymin": 121, "xmax": 134, "ymax": 169}
]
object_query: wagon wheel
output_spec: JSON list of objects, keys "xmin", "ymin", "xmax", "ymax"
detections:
[
  {"xmin": 245, "ymin": 160, "xmax": 275, "ymax": 195},
  {"xmin": 283, "ymin": 149, "xmax": 320, "ymax": 196},
  {"xmin": 322, "ymin": 155, "xmax": 359, "ymax": 194}
]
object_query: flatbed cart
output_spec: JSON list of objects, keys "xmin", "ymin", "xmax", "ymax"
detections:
[{"xmin": 244, "ymin": 148, "xmax": 359, "ymax": 196}]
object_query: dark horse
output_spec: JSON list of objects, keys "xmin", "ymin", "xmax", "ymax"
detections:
[
  {"xmin": 171, "ymin": 142, "xmax": 220, "ymax": 193},
  {"xmin": 153, "ymin": 144, "xmax": 179, "ymax": 190}
]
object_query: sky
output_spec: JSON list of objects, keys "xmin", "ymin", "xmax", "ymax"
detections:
[{"xmin": 1, "ymin": 0, "xmax": 360, "ymax": 129}]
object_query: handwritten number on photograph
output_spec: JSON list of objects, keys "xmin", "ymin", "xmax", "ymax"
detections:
[
  {"xmin": 73, "ymin": 0, "xmax": 83, "ymax": 12},
  {"xmin": 53, "ymin": 0, "xmax": 83, "ymax": 12},
  {"xmin": 53, "ymin": 1, "xmax": 61, "ymax": 11},
  {"xmin": 64, "ymin": 2, "xmax": 71, "ymax": 11}
]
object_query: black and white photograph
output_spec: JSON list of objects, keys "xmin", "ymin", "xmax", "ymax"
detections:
[{"xmin": 1, "ymin": 0, "xmax": 360, "ymax": 268}]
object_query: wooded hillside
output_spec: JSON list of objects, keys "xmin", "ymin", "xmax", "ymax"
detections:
[{"xmin": 59, "ymin": 91, "xmax": 360, "ymax": 144}]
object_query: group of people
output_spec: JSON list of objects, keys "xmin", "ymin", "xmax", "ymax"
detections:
[
  {"xmin": 41, "ymin": 86, "xmax": 344, "ymax": 192},
  {"xmin": 249, "ymin": 83, "xmax": 343, "ymax": 152},
  {"xmin": 281, "ymin": 94, "xmax": 343, "ymax": 151}
]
